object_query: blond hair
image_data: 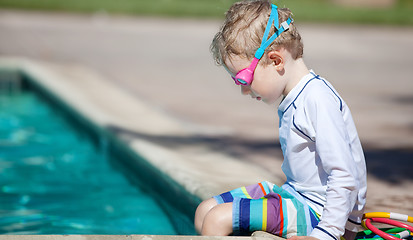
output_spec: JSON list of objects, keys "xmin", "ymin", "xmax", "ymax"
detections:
[{"xmin": 211, "ymin": 0, "xmax": 303, "ymax": 66}]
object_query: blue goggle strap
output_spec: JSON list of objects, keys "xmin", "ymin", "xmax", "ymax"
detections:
[{"xmin": 254, "ymin": 4, "xmax": 293, "ymax": 60}]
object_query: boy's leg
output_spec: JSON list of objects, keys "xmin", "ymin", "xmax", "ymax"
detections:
[
  {"xmin": 201, "ymin": 202, "xmax": 233, "ymax": 236},
  {"xmin": 196, "ymin": 182, "xmax": 274, "ymax": 236},
  {"xmin": 201, "ymin": 194, "xmax": 282, "ymax": 236},
  {"xmin": 194, "ymin": 198, "xmax": 218, "ymax": 233}
]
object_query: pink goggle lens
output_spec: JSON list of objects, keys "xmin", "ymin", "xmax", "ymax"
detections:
[{"xmin": 232, "ymin": 58, "xmax": 260, "ymax": 86}]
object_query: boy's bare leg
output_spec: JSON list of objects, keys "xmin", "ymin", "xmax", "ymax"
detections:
[
  {"xmin": 201, "ymin": 202, "xmax": 233, "ymax": 236},
  {"xmin": 194, "ymin": 198, "xmax": 218, "ymax": 233}
]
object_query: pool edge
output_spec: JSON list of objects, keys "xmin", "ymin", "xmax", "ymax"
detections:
[
  {"xmin": 0, "ymin": 231, "xmax": 283, "ymax": 239},
  {"xmin": 0, "ymin": 57, "xmax": 284, "ymax": 239}
]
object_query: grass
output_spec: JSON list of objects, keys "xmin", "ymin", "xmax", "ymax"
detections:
[
  {"xmin": 0, "ymin": 0, "xmax": 412, "ymax": 25},
  {"xmin": 281, "ymin": 0, "xmax": 413, "ymax": 25},
  {"xmin": 0, "ymin": 0, "xmax": 237, "ymax": 18}
]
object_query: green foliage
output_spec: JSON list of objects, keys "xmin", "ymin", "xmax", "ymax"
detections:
[{"xmin": 0, "ymin": 0, "xmax": 412, "ymax": 25}]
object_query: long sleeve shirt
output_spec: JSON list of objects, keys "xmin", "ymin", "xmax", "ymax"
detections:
[{"xmin": 278, "ymin": 70, "xmax": 367, "ymax": 240}]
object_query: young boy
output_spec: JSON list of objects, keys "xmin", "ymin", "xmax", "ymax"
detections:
[{"xmin": 194, "ymin": 1, "xmax": 367, "ymax": 240}]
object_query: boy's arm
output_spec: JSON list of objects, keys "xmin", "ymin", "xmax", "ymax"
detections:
[{"xmin": 305, "ymin": 92, "xmax": 359, "ymax": 240}]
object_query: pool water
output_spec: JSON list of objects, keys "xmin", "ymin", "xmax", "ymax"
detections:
[{"xmin": 0, "ymin": 89, "xmax": 179, "ymax": 234}]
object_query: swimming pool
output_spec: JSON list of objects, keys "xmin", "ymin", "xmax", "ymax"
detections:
[{"xmin": 0, "ymin": 70, "xmax": 198, "ymax": 235}]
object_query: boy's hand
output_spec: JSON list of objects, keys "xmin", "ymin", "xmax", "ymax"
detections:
[{"xmin": 288, "ymin": 236, "xmax": 319, "ymax": 240}]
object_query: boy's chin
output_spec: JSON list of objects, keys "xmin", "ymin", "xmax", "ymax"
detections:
[{"xmin": 262, "ymin": 98, "xmax": 278, "ymax": 105}]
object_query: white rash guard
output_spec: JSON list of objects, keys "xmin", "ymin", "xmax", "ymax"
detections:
[{"xmin": 278, "ymin": 70, "xmax": 367, "ymax": 240}]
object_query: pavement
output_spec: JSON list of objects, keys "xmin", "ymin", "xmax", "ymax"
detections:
[{"xmin": 0, "ymin": 9, "xmax": 412, "ymax": 238}]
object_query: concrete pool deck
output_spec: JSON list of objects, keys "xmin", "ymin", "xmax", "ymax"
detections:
[
  {"xmin": 0, "ymin": 57, "xmax": 282, "ymax": 202},
  {"xmin": 1, "ymin": 9, "xmax": 413, "ymax": 239},
  {"xmin": 0, "ymin": 58, "xmax": 283, "ymax": 240}
]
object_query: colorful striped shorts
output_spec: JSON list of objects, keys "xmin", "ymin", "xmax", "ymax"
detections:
[{"xmin": 213, "ymin": 181, "xmax": 320, "ymax": 238}]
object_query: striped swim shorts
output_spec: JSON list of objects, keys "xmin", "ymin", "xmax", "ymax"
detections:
[{"xmin": 213, "ymin": 181, "xmax": 320, "ymax": 238}]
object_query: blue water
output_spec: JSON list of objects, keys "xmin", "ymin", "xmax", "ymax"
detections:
[{"xmin": 0, "ymin": 90, "xmax": 178, "ymax": 234}]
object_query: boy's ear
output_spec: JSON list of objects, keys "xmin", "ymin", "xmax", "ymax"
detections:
[{"xmin": 267, "ymin": 50, "xmax": 284, "ymax": 71}]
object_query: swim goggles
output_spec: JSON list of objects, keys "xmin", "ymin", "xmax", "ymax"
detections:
[{"xmin": 230, "ymin": 4, "xmax": 293, "ymax": 86}]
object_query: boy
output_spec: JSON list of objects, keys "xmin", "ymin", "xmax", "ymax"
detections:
[{"xmin": 194, "ymin": 1, "xmax": 367, "ymax": 240}]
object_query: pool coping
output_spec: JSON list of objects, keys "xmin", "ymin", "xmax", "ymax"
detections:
[
  {"xmin": 0, "ymin": 231, "xmax": 281, "ymax": 240},
  {"xmin": 0, "ymin": 57, "xmax": 283, "ymax": 240}
]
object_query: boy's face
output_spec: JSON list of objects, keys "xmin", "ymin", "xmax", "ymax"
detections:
[{"xmin": 224, "ymin": 55, "xmax": 287, "ymax": 105}]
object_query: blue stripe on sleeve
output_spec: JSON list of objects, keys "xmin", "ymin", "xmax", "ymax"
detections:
[
  {"xmin": 293, "ymin": 115, "xmax": 314, "ymax": 142},
  {"xmin": 314, "ymin": 226, "xmax": 337, "ymax": 240}
]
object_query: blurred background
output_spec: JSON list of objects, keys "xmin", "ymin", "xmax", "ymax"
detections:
[
  {"xmin": 0, "ymin": 0, "xmax": 412, "ymax": 219},
  {"xmin": 0, "ymin": 0, "xmax": 412, "ymax": 24}
]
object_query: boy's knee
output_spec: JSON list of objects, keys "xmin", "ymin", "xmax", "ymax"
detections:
[
  {"xmin": 201, "ymin": 203, "xmax": 233, "ymax": 236},
  {"xmin": 197, "ymin": 198, "xmax": 217, "ymax": 214},
  {"xmin": 194, "ymin": 198, "xmax": 218, "ymax": 233}
]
